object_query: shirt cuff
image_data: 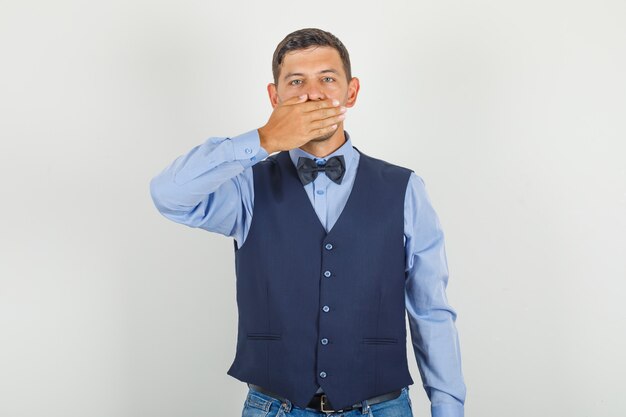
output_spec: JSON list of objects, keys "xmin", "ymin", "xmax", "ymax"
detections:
[
  {"xmin": 229, "ymin": 129, "xmax": 269, "ymax": 168},
  {"xmin": 432, "ymin": 402, "xmax": 464, "ymax": 417}
]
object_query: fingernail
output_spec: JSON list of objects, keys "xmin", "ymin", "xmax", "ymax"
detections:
[
  {"xmin": 332, "ymin": 99, "xmax": 340, "ymax": 106},
  {"xmin": 340, "ymin": 106, "xmax": 347, "ymax": 113}
]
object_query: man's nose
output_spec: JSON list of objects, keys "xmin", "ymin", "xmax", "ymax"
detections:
[{"xmin": 304, "ymin": 85, "xmax": 325, "ymax": 101}]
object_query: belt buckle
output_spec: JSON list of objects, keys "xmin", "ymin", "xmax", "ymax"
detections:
[{"xmin": 320, "ymin": 394, "xmax": 343, "ymax": 414}]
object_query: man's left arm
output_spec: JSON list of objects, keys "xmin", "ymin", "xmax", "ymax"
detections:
[{"xmin": 403, "ymin": 172, "xmax": 466, "ymax": 417}]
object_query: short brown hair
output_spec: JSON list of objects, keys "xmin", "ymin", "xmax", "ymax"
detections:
[{"xmin": 272, "ymin": 28, "xmax": 352, "ymax": 86}]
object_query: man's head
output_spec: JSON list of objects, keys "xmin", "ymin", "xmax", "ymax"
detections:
[
  {"xmin": 267, "ymin": 28, "xmax": 360, "ymax": 117},
  {"xmin": 272, "ymin": 28, "xmax": 352, "ymax": 86}
]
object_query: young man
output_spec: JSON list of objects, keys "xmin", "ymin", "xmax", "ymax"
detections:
[{"xmin": 150, "ymin": 28, "xmax": 466, "ymax": 417}]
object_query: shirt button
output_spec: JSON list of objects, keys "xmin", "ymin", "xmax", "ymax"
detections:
[
  {"xmin": 324, "ymin": 270, "xmax": 331, "ymax": 277},
  {"xmin": 322, "ymin": 305, "xmax": 330, "ymax": 312},
  {"xmin": 244, "ymin": 147, "xmax": 252, "ymax": 154},
  {"xmin": 325, "ymin": 243, "xmax": 333, "ymax": 250},
  {"xmin": 319, "ymin": 371, "xmax": 327, "ymax": 378},
  {"xmin": 321, "ymin": 338, "xmax": 329, "ymax": 345},
  {"xmin": 316, "ymin": 190, "xmax": 324, "ymax": 195}
]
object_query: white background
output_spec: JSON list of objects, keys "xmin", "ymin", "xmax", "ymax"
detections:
[{"xmin": 1, "ymin": 1, "xmax": 625, "ymax": 416}]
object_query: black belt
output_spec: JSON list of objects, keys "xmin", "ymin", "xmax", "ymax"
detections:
[{"xmin": 248, "ymin": 383, "xmax": 402, "ymax": 414}]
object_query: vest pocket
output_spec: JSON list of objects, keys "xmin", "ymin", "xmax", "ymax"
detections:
[
  {"xmin": 361, "ymin": 337, "xmax": 398, "ymax": 345},
  {"xmin": 247, "ymin": 332, "xmax": 282, "ymax": 341}
]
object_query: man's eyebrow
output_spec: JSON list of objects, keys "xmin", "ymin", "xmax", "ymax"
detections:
[{"xmin": 283, "ymin": 69, "xmax": 340, "ymax": 81}]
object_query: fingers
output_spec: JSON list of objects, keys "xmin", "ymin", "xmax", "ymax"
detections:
[
  {"xmin": 302, "ymin": 97, "xmax": 346, "ymax": 129},
  {"xmin": 283, "ymin": 95, "xmax": 346, "ymax": 121},
  {"xmin": 282, "ymin": 96, "xmax": 343, "ymax": 117},
  {"xmin": 318, "ymin": 105, "xmax": 347, "ymax": 120},
  {"xmin": 281, "ymin": 94, "xmax": 309, "ymax": 106},
  {"xmin": 305, "ymin": 103, "xmax": 346, "ymax": 126},
  {"xmin": 275, "ymin": 95, "xmax": 347, "ymax": 139},
  {"xmin": 308, "ymin": 111, "xmax": 346, "ymax": 132},
  {"xmin": 301, "ymin": 97, "xmax": 341, "ymax": 113}
]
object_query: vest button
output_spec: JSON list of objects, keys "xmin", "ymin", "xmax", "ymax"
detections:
[
  {"xmin": 322, "ymin": 305, "xmax": 330, "ymax": 312},
  {"xmin": 319, "ymin": 371, "xmax": 327, "ymax": 378},
  {"xmin": 325, "ymin": 243, "xmax": 333, "ymax": 250},
  {"xmin": 321, "ymin": 338, "xmax": 328, "ymax": 345},
  {"xmin": 324, "ymin": 270, "xmax": 331, "ymax": 277}
]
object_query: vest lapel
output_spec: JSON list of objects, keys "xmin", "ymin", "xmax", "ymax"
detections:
[{"xmin": 276, "ymin": 147, "xmax": 366, "ymax": 235}]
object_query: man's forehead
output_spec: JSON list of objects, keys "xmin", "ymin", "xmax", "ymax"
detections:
[{"xmin": 281, "ymin": 47, "xmax": 344, "ymax": 76}]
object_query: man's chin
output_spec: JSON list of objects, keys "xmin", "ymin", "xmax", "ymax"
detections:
[{"xmin": 310, "ymin": 131, "xmax": 336, "ymax": 142}]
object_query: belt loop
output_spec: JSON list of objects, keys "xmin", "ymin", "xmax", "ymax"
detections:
[{"xmin": 360, "ymin": 399, "xmax": 370, "ymax": 415}]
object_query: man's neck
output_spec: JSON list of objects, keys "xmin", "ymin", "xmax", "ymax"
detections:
[{"xmin": 298, "ymin": 125, "xmax": 346, "ymax": 158}]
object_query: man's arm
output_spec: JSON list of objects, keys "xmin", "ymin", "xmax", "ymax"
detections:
[
  {"xmin": 149, "ymin": 129, "xmax": 268, "ymax": 246},
  {"xmin": 149, "ymin": 94, "xmax": 345, "ymax": 245},
  {"xmin": 404, "ymin": 172, "xmax": 466, "ymax": 417}
]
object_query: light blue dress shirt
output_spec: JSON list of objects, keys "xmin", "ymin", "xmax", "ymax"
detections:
[{"xmin": 150, "ymin": 129, "xmax": 466, "ymax": 417}]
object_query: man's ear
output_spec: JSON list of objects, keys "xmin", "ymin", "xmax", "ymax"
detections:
[
  {"xmin": 267, "ymin": 83, "xmax": 279, "ymax": 109},
  {"xmin": 345, "ymin": 77, "xmax": 360, "ymax": 108}
]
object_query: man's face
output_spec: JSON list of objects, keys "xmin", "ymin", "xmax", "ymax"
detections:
[{"xmin": 268, "ymin": 46, "xmax": 359, "ymax": 141}]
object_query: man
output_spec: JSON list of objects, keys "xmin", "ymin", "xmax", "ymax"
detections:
[{"xmin": 150, "ymin": 28, "xmax": 466, "ymax": 417}]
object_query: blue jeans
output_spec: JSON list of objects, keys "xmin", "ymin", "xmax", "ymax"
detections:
[{"xmin": 241, "ymin": 386, "xmax": 413, "ymax": 417}]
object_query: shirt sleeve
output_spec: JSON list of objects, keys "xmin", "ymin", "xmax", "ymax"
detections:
[
  {"xmin": 149, "ymin": 128, "xmax": 269, "ymax": 247},
  {"xmin": 403, "ymin": 172, "xmax": 466, "ymax": 417}
]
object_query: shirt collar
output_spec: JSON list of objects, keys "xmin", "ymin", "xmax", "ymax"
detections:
[{"xmin": 288, "ymin": 130, "xmax": 355, "ymax": 172}]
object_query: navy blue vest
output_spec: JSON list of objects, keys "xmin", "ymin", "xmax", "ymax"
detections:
[{"xmin": 227, "ymin": 147, "xmax": 415, "ymax": 410}]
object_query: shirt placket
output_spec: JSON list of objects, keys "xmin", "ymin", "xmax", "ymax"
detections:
[{"xmin": 312, "ymin": 162, "xmax": 330, "ymax": 232}]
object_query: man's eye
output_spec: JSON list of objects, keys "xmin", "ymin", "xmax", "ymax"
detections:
[
  {"xmin": 290, "ymin": 80, "xmax": 302, "ymax": 85},
  {"xmin": 323, "ymin": 77, "xmax": 335, "ymax": 82}
]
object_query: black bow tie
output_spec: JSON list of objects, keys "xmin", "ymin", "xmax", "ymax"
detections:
[{"xmin": 296, "ymin": 155, "xmax": 346, "ymax": 186}]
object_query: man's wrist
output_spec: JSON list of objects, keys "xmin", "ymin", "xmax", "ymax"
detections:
[{"xmin": 257, "ymin": 126, "xmax": 276, "ymax": 154}]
